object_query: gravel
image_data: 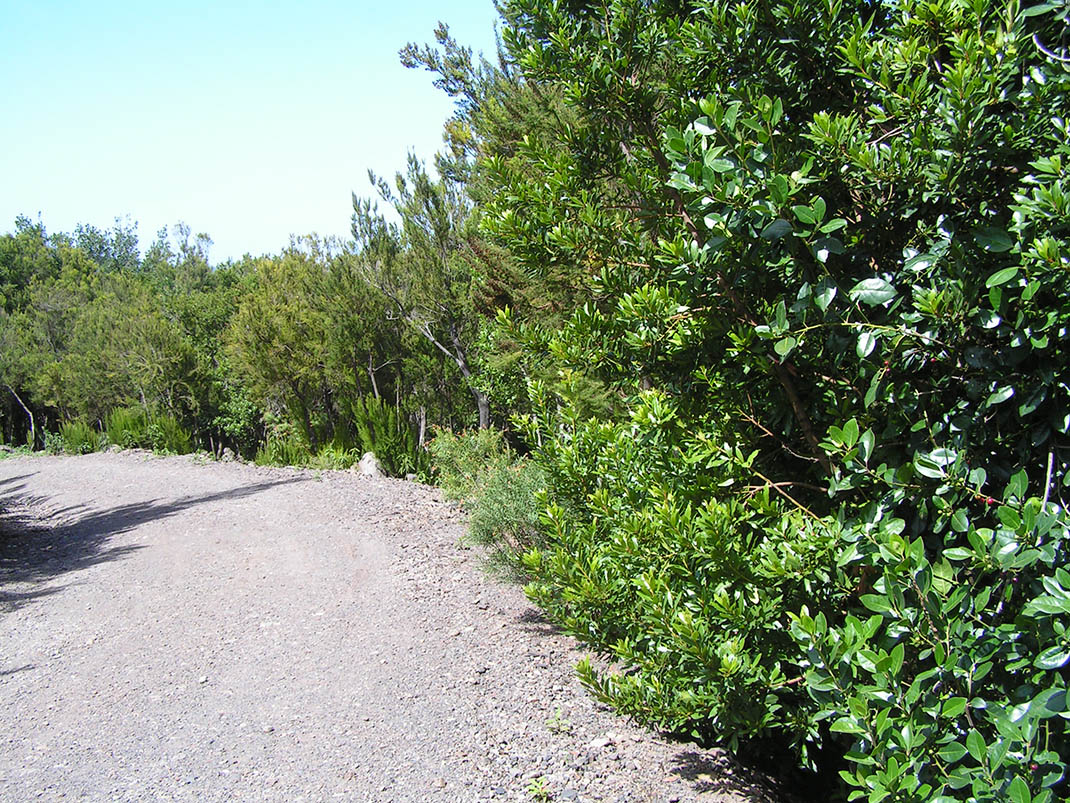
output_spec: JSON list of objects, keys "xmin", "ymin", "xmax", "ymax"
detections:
[{"xmin": 0, "ymin": 452, "xmax": 786, "ymax": 802}]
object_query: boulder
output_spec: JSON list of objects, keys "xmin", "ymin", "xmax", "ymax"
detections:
[{"xmin": 358, "ymin": 451, "xmax": 383, "ymax": 477}]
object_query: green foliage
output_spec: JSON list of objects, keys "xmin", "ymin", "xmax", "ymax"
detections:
[
  {"xmin": 3, "ymin": 1, "xmax": 1068, "ymax": 798},
  {"xmin": 472, "ymin": 0, "xmax": 1070, "ymax": 798},
  {"xmin": 430, "ymin": 427, "xmax": 545, "ymax": 574},
  {"xmin": 354, "ymin": 153, "xmax": 494, "ymax": 429},
  {"xmin": 350, "ymin": 396, "xmax": 429, "ymax": 478},
  {"xmin": 309, "ymin": 439, "xmax": 359, "ymax": 470},
  {"xmin": 469, "ymin": 458, "xmax": 545, "ymax": 575},
  {"xmin": 104, "ymin": 405, "xmax": 191, "ymax": 454},
  {"xmin": 254, "ymin": 417, "xmax": 313, "ymax": 467},
  {"xmin": 59, "ymin": 420, "xmax": 100, "ymax": 454},
  {"xmin": 105, "ymin": 406, "xmax": 149, "ymax": 449},
  {"xmin": 791, "ymin": 489, "xmax": 1070, "ymax": 802},
  {"xmin": 146, "ymin": 413, "xmax": 192, "ymax": 455},
  {"xmin": 428, "ymin": 427, "xmax": 511, "ymax": 500},
  {"xmin": 42, "ymin": 431, "xmax": 64, "ymax": 455},
  {"xmin": 254, "ymin": 435, "xmax": 312, "ymax": 467},
  {"xmin": 521, "ymin": 391, "xmax": 834, "ymax": 746}
]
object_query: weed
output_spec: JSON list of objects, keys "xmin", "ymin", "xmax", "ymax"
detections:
[
  {"xmin": 545, "ymin": 707, "xmax": 572, "ymax": 735},
  {"xmin": 526, "ymin": 776, "xmax": 552, "ymax": 802}
]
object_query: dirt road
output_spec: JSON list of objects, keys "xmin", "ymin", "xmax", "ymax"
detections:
[{"xmin": 0, "ymin": 452, "xmax": 778, "ymax": 802}]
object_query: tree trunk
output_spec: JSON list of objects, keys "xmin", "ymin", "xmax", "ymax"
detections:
[
  {"xmin": 412, "ymin": 320, "xmax": 492, "ymax": 429},
  {"xmin": 7, "ymin": 385, "xmax": 34, "ymax": 448},
  {"xmin": 367, "ymin": 353, "xmax": 380, "ymax": 400},
  {"xmin": 473, "ymin": 388, "xmax": 490, "ymax": 430}
]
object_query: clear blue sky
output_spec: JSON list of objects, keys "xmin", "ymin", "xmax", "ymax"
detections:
[{"xmin": 0, "ymin": 1, "xmax": 500, "ymax": 262}]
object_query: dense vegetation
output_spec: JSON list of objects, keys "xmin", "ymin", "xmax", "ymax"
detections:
[{"xmin": 3, "ymin": 0, "xmax": 1069, "ymax": 799}]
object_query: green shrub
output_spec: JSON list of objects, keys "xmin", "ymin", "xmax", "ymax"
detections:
[
  {"xmin": 254, "ymin": 434, "xmax": 312, "ymax": 467},
  {"xmin": 309, "ymin": 441, "xmax": 358, "ymax": 470},
  {"xmin": 350, "ymin": 396, "xmax": 429, "ymax": 478},
  {"xmin": 42, "ymin": 430, "xmax": 64, "ymax": 455},
  {"xmin": 522, "ymin": 396, "xmax": 823, "ymax": 748},
  {"xmin": 59, "ymin": 420, "xmax": 101, "ymax": 454},
  {"xmin": 146, "ymin": 413, "xmax": 192, "ymax": 455},
  {"xmin": 494, "ymin": 0, "xmax": 1070, "ymax": 797},
  {"xmin": 429, "ymin": 427, "xmax": 545, "ymax": 575},
  {"xmin": 427, "ymin": 427, "xmax": 511, "ymax": 500},
  {"xmin": 468, "ymin": 458, "xmax": 546, "ymax": 576},
  {"xmin": 105, "ymin": 406, "xmax": 149, "ymax": 449},
  {"xmin": 104, "ymin": 406, "xmax": 191, "ymax": 454}
]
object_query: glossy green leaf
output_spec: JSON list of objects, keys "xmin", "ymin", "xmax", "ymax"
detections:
[
  {"xmin": 986, "ymin": 266, "xmax": 1019, "ymax": 287},
  {"xmin": 761, "ymin": 219, "xmax": 792, "ymax": 240},
  {"xmin": 774, "ymin": 336, "xmax": 797, "ymax": 357},
  {"xmin": 856, "ymin": 331, "xmax": 876, "ymax": 358},
  {"xmin": 1034, "ymin": 646, "xmax": 1070, "ymax": 670},
  {"xmin": 850, "ymin": 277, "xmax": 897, "ymax": 305},
  {"xmin": 937, "ymin": 742, "xmax": 968, "ymax": 763}
]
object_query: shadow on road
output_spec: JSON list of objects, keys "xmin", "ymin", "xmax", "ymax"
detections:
[{"xmin": 0, "ymin": 475, "xmax": 308, "ymax": 604}]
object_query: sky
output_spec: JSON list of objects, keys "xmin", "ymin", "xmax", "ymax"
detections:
[{"xmin": 0, "ymin": 1, "xmax": 501, "ymax": 262}]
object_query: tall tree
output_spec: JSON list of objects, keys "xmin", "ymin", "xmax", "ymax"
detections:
[
  {"xmin": 226, "ymin": 243, "xmax": 331, "ymax": 448},
  {"xmin": 353, "ymin": 155, "xmax": 493, "ymax": 428}
]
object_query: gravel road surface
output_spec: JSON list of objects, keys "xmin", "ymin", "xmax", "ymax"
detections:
[{"xmin": 0, "ymin": 452, "xmax": 783, "ymax": 802}]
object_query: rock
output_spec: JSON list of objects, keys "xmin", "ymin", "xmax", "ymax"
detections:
[
  {"xmin": 198, "ymin": 676, "xmax": 208, "ymax": 684},
  {"xmin": 107, "ymin": 444, "xmax": 122, "ymax": 454},
  {"xmin": 358, "ymin": 452, "xmax": 382, "ymax": 477},
  {"xmin": 404, "ymin": 473, "xmax": 417, "ymax": 481},
  {"xmin": 587, "ymin": 736, "xmax": 613, "ymax": 750},
  {"xmin": 220, "ymin": 448, "xmax": 236, "ymax": 463}
]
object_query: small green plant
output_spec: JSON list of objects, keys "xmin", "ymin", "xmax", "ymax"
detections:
[
  {"xmin": 59, "ymin": 420, "xmax": 101, "ymax": 454},
  {"xmin": 42, "ymin": 431, "xmax": 64, "ymax": 455},
  {"xmin": 545, "ymin": 707, "xmax": 572, "ymax": 735},
  {"xmin": 526, "ymin": 776, "xmax": 551, "ymax": 802},
  {"xmin": 0, "ymin": 444, "xmax": 34, "ymax": 459},
  {"xmin": 429, "ymin": 428, "xmax": 545, "ymax": 576},
  {"xmin": 309, "ymin": 441, "xmax": 358, "ymax": 470},
  {"xmin": 146, "ymin": 413, "xmax": 192, "ymax": 454},
  {"xmin": 468, "ymin": 458, "xmax": 545, "ymax": 576},
  {"xmin": 105, "ymin": 406, "xmax": 191, "ymax": 454}
]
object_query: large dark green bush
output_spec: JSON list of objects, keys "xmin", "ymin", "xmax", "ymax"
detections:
[{"xmin": 487, "ymin": 0, "xmax": 1070, "ymax": 798}]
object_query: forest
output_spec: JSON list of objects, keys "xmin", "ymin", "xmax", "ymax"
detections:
[{"xmin": 3, "ymin": 0, "xmax": 1070, "ymax": 800}]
